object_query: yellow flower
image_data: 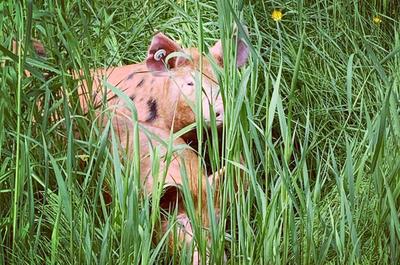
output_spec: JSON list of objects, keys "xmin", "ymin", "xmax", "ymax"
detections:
[
  {"xmin": 272, "ymin": 9, "xmax": 283, "ymax": 22},
  {"xmin": 373, "ymin": 15, "xmax": 382, "ymax": 24}
]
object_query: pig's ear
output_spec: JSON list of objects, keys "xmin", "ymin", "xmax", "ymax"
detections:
[
  {"xmin": 146, "ymin": 33, "xmax": 183, "ymax": 72},
  {"xmin": 210, "ymin": 37, "xmax": 249, "ymax": 68}
]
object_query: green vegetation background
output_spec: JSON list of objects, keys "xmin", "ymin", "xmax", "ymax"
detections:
[{"xmin": 0, "ymin": 0, "xmax": 399, "ymax": 264}]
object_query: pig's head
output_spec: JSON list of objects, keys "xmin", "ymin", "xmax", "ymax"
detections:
[{"xmin": 146, "ymin": 33, "xmax": 249, "ymax": 131}]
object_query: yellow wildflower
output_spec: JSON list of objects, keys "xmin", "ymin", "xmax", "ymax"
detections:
[
  {"xmin": 272, "ymin": 9, "xmax": 283, "ymax": 22},
  {"xmin": 373, "ymin": 15, "xmax": 382, "ymax": 24}
]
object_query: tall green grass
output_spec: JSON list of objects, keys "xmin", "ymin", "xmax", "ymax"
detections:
[{"xmin": 1, "ymin": 0, "xmax": 399, "ymax": 264}]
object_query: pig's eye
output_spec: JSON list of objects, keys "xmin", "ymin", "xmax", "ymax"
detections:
[{"xmin": 187, "ymin": 82, "xmax": 194, "ymax": 86}]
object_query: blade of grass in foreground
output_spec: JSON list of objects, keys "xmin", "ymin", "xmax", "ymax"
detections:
[{"xmin": 12, "ymin": 2, "xmax": 25, "ymax": 254}]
